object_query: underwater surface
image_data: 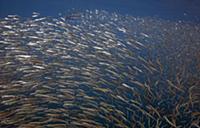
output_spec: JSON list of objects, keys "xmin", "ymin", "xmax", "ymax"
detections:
[
  {"xmin": 0, "ymin": 1, "xmax": 200, "ymax": 128},
  {"xmin": 1, "ymin": 0, "xmax": 200, "ymax": 22}
]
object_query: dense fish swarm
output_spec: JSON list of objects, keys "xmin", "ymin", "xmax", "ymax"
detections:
[{"xmin": 0, "ymin": 10, "xmax": 200, "ymax": 128}]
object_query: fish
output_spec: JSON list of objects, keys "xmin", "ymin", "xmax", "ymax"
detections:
[
  {"xmin": 0, "ymin": 9, "xmax": 199, "ymax": 128},
  {"xmin": 163, "ymin": 116, "xmax": 177, "ymax": 127},
  {"xmin": 140, "ymin": 32, "xmax": 149, "ymax": 38},
  {"xmin": 166, "ymin": 80, "xmax": 184, "ymax": 92}
]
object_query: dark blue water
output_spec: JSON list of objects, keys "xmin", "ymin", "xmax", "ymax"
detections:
[{"xmin": 0, "ymin": 0, "xmax": 200, "ymax": 22}]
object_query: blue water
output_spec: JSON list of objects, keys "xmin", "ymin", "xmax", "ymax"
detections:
[{"xmin": 0, "ymin": 0, "xmax": 200, "ymax": 22}]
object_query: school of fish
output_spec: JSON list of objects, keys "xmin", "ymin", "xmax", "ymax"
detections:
[{"xmin": 0, "ymin": 10, "xmax": 200, "ymax": 128}]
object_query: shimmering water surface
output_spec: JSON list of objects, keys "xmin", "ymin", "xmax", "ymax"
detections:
[{"xmin": 0, "ymin": 10, "xmax": 200, "ymax": 127}]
